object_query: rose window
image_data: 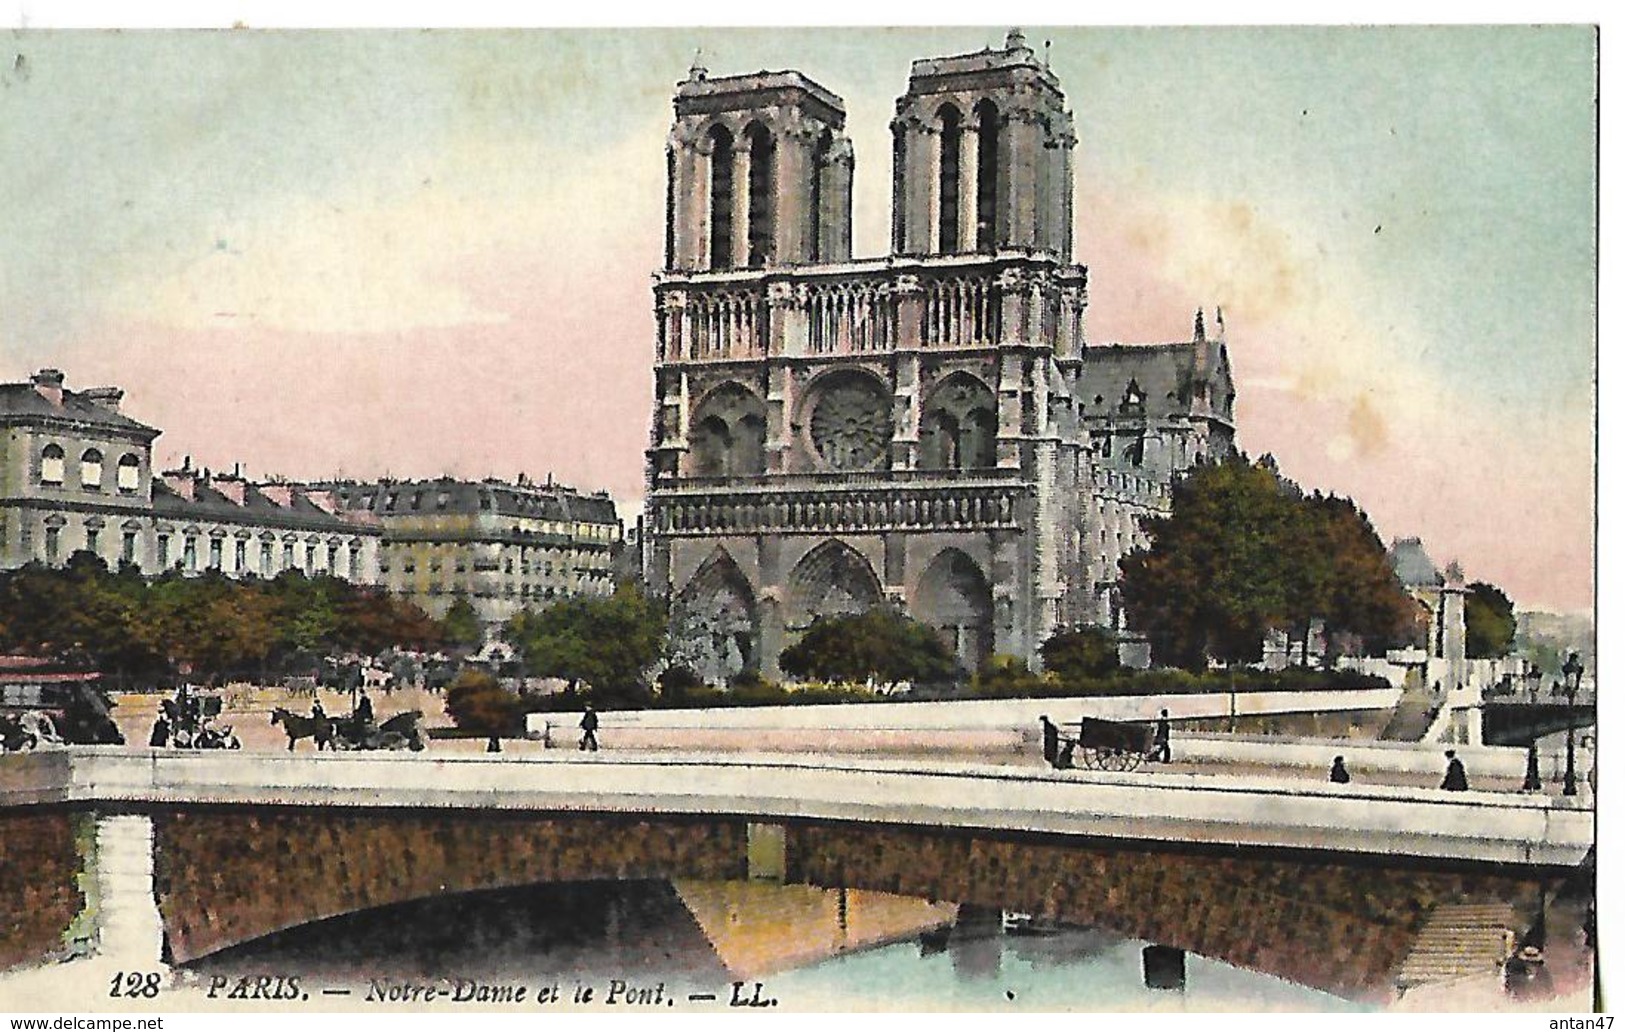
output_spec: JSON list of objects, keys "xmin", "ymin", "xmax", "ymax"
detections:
[{"xmin": 809, "ymin": 376, "xmax": 892, "ymax": 470}]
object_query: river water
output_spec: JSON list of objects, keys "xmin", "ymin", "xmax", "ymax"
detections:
[{"xmin": 182, "ymin": 879, "xmax": 1369, "ymax": 1012}]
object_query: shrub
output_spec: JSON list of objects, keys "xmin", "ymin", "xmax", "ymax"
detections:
[{"xmin": 444, "ymin": 668, "xmax": 522, "ymax": 734}]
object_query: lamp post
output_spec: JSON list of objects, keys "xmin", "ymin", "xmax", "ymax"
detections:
[{"xmin": 1561, "ymin": 651, "xmax": 1582, "ymax": 797}]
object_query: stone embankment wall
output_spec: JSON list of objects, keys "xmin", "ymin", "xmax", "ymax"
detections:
[
  {"xmin": 0, "ymin": 809, "xmax": 84, "ymax": 972},
  {"xmin": 152, "ymin": 810, "xmax": 746, "ymax": 963}
]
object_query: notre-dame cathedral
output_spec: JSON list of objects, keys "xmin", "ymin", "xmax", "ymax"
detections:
[{"xmin": 644, "ymin": 31, "xmax": 1236, "ymax": 682}]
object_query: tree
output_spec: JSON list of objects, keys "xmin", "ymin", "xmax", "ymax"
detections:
[
  {"xmin": 444, "ymin": 668, "xmax": 521, "ymax": 734},
  {"xmin": 505, "ymin": 586, "xmax": 665, "ymax": 707},
  {"xmin": 441, "ymin": 595, "xmax": 484, "ymax": 651},
  {"xmin": 778, "ymin": 608, "xmax": 959, "ymax": 686},
  {"xmin": 1465, "ymin": 581, "xmax": 1517, "ymax": 659},
  {"xmin": 1119, "ymin": 456, "xmax": 1299, "ymax": 670},
  {"xmin": 1120, "ymin": 455, "xmax": 1415, "ymax": 671},
  {"xmin": 1040, "ymin": 626, "xmax": 1121, "ymax": 682}
]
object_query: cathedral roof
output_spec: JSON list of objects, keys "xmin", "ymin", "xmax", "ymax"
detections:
[{"xmin": 1079, "ymin": 341, "xmax": 1232, "ymax": 422}]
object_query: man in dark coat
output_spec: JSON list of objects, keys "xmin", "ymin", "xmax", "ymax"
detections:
[
  {"xmin": 1039, "ymin": 715, "xmax": 1059, "ymax": 767},
  {"xmin": 1329, "ymin": 756, "xmax": 1351, "ymax": 783},
  {"xmin": 149, "ymin": 713, "xmax": 170, "ymax": 748},
  {"xmin": 1441, "ymin": 749, "xmax": 1469, "ymax": 791},
  {"xmin": 355, "ymin": 691, "xmax": 374, "ymax": 726},
  {"xmin": 1151, "ymin": 709, "xmax": 1172, "ymax": 763}
]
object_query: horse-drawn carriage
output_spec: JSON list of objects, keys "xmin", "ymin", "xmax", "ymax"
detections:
[
  {"xmin": 0, "ymin": 666, "xmax": 123, "ymax": 751},
  {"xmin": 271, "ymin": 706, "xmax": 426, "ymax": 752},
  {"xmin": 1056, "ymin": 715, "xmax": 1158, "ymax": 772},
  {"xmin": 156, "ymin": 689, "xmax": 241, "ymax": 750}
]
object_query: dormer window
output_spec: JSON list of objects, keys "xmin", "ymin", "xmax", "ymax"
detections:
[
  {"xmin": 80, "ymin": 448, "xmax": 103, "ymax": 489},
  {"xmin": 40, "ymin": 444, "xmax": 64, "ymax": 485},
  {"xmin": 117, "ymin": 454, "xmax": 141, "ymax": 492}
]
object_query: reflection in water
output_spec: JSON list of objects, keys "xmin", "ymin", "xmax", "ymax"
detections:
[{"xmin": 183, "ymin": 880, "xmax": 1370, "ymax": 1011}]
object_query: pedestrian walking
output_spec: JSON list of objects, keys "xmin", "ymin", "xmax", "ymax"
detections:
[
  {"xmin": 486, "ymin": 734, "xmax": 502, "ymax": 753},
  {"xmin": 1329, "ymin": 756, "xmax": 1350, "ymax": 784},
  {"xmin": 355, "ymin": 690, "xmax": 374, "ymax": 726},
  {"xmin": 1151, "ymin": 709, "xmax": 1171, "ymax": 763},
  {"xmin": 149, "ymin": 712, "xmax": 170, "ymax": 748},
  {"xmin": 1039, "ymin": 715, "xmax": 1059, "ymax": 768},
  {"xmin": 1441, "ymin": 749, "xmax": 1469, "ymax": 791},
  {"xmin": 579, "ymin": 704, "xmax": 599, "ymax": 752}
]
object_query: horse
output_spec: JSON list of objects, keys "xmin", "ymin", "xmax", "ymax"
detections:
[
  {"xmin": 362, "ymin": 665, "xmax": 395, "ymax": 694},
  {"xmin": 270, "ymin": 707, "xmax": 334, "ymax": 751}
]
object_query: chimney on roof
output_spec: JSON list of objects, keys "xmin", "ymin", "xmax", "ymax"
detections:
[
  {"xmin": 160, "ymin": 465, "xmax": 197, "ymax": 502},
  {"xmin": 259, "ymin": 483, "xmax": 294, "ymax": 508},
  {"xmin": 302, "ymin": 488, "xmax": 340, "ymax": 515},
  {"xmin": 214, "ymin": 478, "xmax": 248, "ymax": 506},
  {"xmin": 1193, "ymin": 308, "xmax": 1206, "ymax": 342},
  {"xmin": 31, "ymin": 369, "xmax": 65, "ymax": 407},
  {"xmin": 81, "ymin": 386, "xmax": 124, "ymax": 413}
]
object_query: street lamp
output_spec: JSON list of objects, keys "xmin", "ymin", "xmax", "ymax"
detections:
[{"xmin": 1561, "ymin": 651, "xmax": 1583, "ymax": 797}]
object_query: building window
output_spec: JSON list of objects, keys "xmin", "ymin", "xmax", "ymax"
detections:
[
  {"xmin": 261, "ymin": 542, "xmax": 274, "ymax": 576},
  {"xmin": 122, "ymin": 531, "xmax": 136, "ymax": 565},
  {"xmin": 45, "ymin": 526, "xmax": 61, "ymax": 563},
  {"xmin": 304, "ymin": 544, "xmax": 316, "ymax": 575},
  {"xmin": 235, "ymin": 539, "xmax": 247, "ymax": 570},
  {"xmin": 117, "ymin": 454, "xmax": 141, "ymax": 492},
  {"xmin": 85, "ymin": 527, "xmax": 99, "ymax": 555},
  {"xmin": 347, "ymin": 546, "xmax": 359, "ymax": 579},
  {"xmin": 183, "ymin": 536, "xmax": 198, "ymax": 571},
  {"xmin": 40, "ymin": 444, "xmax": 65, "ymax": 485},
  {"xmin": 80, "ymin": 448, "xmax": 104, "ymax": 489},
  {"xmin": 327, "ymin": 544, "xmax": 339, "ymax": 571},
  {"xmin": 283, "ymin": 542, "xmax": 296, "ymax": 568},
  {"xmin": 708, "ymin": 124, "xmax": 734, "ymax": 270},
  {"xmin": 158, "ymin": 534, "xmax": 170, "ymax": 566},
  {"xmin": 208, "ymin": 537, "xmax": 223, "ymax": 570}
]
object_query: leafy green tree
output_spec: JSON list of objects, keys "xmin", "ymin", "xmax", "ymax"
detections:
[
  {"xmin": 1465, "ymin": 581, "xmax": 1517, "ymax": 659},
  {"xmin": 1040, "ymin": 626, "xmax": 1121, "ymax": 682},
  {"xmin": 444, "ymin": 668, "xmax": 521, "ymax": 734},
  {"xmin": 505, "ymin": 586, "xmax": 665, "ymax": 706},
  {"xmin": 778, "ymin": 608, "xmax": 959, "ymax": 686},
  {"xmin": 1120, "ymin": 455, "xmax": 1415, "ymax": 670},
  {"xmin": 1120, "ymin": 456, "xmax": 1299, "ymax": 670},
  {"xmin": 441, "ymin": 595, "xmax": 484, "ymax": 651}
]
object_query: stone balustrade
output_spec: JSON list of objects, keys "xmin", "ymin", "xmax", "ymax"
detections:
[{"xmin": 649, "ymin": 481, "xmax": 1028, "ymax": 535}]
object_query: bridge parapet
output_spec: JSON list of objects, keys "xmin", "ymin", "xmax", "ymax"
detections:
[{"xmin": 0, "ymin": 748, "xmax": 1593, "ymax": 869}]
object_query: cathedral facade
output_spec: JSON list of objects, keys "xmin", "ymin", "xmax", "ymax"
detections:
[{"xmin": 644, "ymin": 32, "xmax": 1235, "ymax": 681}]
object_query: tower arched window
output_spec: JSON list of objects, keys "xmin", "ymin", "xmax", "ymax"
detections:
[
  {"xmin": 40, "ymin": 444, "xmax": 64, "ymax": 485},
  {"xmin": 891, "ymin": 123, "xmax": 907, "ymax": 253},
  {"xmin": 707, "ymin": 124, "xmax": 734, "ymax": 271},
  {"xmin": 117, "ymin": 453, "xmax": 141, "ymax": 492},
  {"xmin": 664, "ymin": 147, "xmax": 677, "ymax": 269},
  {"xmin": 745, "ymin": 122, "xmax": 775, "ymax": 269},
  {"xmin": 810, "ymin": 130, "xmax": 833, "ymax": 263},
  {"xmin": 975, "ymin": 100, "xmax": 1001, "ymax": 251},
  {"xmin": 937, "ymin": 105, "xmax": 962, "ymax": 253},
  {"xmin": 79, "ymin": 448, "xmax": 103, "ymax": 489}
]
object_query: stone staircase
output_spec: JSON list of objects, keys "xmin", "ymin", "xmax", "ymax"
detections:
[
  {"xmin": 1394, "ymin": 903, "xmax": 1515, "ymax": 993},
  {"xmin": 1380, "ymin": 672, "xmax": 1439, "ymax": 741}
]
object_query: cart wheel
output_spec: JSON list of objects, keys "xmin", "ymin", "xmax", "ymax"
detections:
[
  {"xmin": 1081, "ymin": 746, "xmax": 1102, "ymax": 770},
  {"xmin": 1123, "ymin": 752, "xmax": 1145, "ymax": 773},
  {"xmin": 1101, "ymin": 749, "xmax": 1132, "ymax": 772}
]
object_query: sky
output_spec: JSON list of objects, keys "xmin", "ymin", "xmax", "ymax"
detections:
[{"xmin": 0, "ymin": 24, "xmax": 1598, "ymax": 614}]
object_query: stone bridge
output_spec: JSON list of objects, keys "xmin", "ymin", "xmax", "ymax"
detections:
[{"xmin": 0, "ymin": 749, "xmax": 1593, "ymax": 1002}]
